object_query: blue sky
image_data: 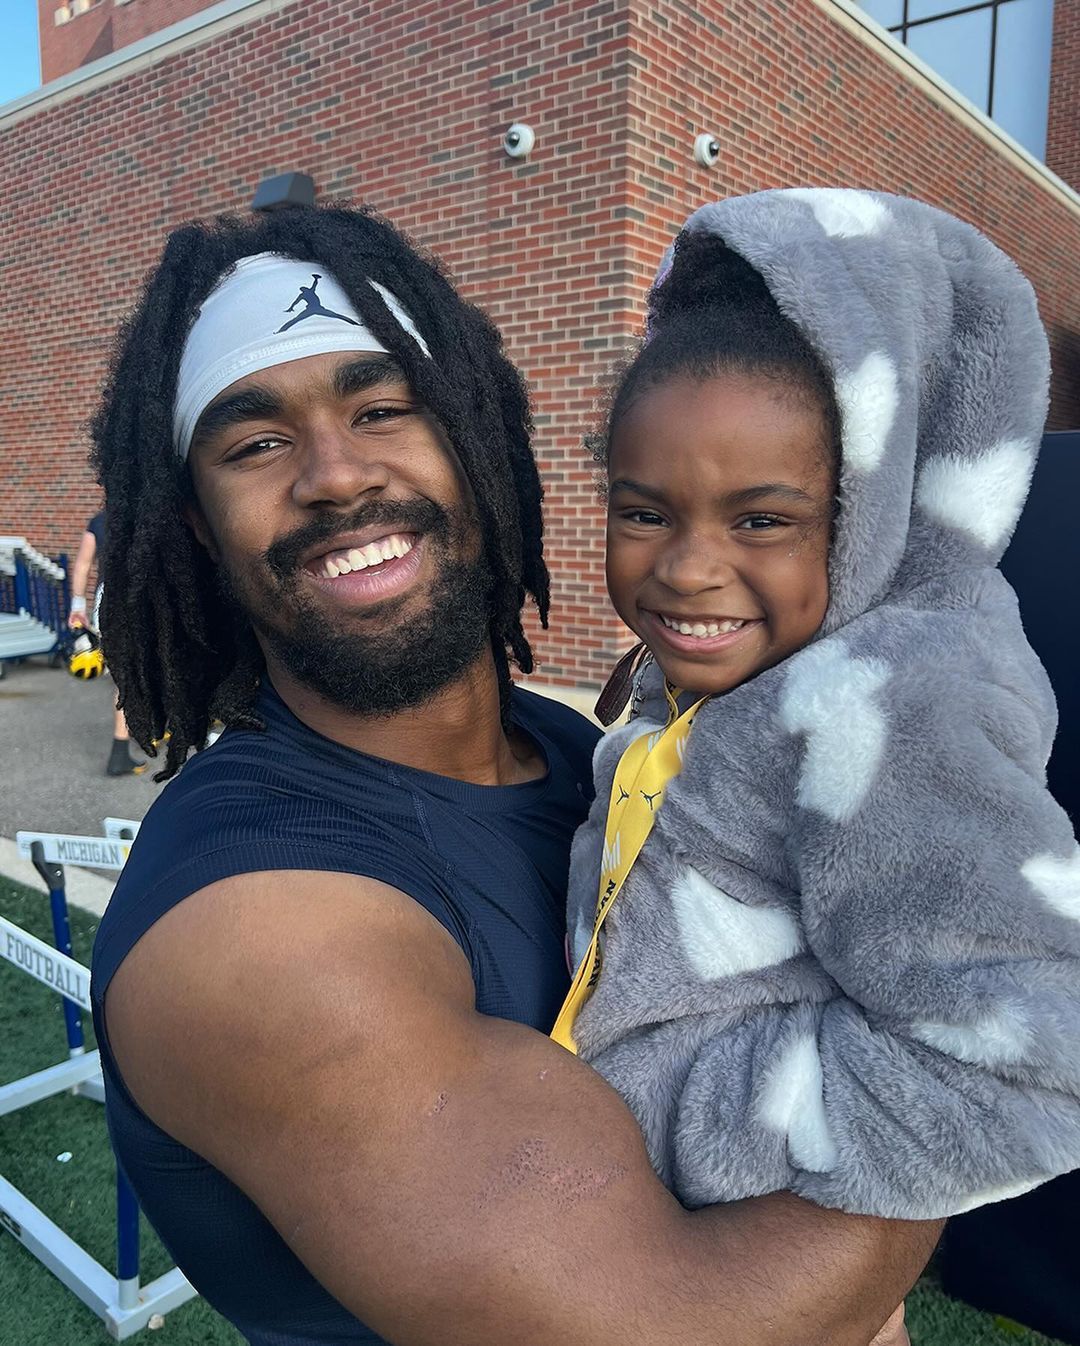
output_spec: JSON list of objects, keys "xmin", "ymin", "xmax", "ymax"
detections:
[{"xmin": 0, "ymin": 2, "xmax": 42, "ymax": 108}]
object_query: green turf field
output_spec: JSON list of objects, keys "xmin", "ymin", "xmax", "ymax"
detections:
[{"xmin": 0, "ymin": 875, "xmax": 1066, "ymax": 1345}]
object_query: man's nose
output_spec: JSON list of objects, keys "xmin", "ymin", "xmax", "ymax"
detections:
[{"xmin": 291, "ymin": 422, "xmax": 391, "ymax": 510}]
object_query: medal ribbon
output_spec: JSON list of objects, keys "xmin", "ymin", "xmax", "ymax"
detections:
[{"xmin": 551, "ymin": 685, "xmax": 706, "ymax": 1052}]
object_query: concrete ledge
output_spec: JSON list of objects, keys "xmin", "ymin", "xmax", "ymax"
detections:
[{"xmin": 0, "ymin": 0, "xmax": 287, "ymax": 129}]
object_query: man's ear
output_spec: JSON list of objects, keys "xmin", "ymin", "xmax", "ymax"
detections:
[{"xmin": 182, "ymin": 500, "xmax": 220, "ymax": 563}]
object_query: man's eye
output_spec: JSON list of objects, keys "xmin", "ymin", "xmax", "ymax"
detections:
[
  {"xmin": 355, "ymin": 405, "xmax": 411, "ymax": 426},
  {"xmin": 227, "ymin": 437, "xmax": 284, "ymax": 461}
]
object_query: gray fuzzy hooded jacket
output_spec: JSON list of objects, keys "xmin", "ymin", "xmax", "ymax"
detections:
[{"xmin": 566, "ymin": 188, "xmax": 1080, "ymax": 1221}]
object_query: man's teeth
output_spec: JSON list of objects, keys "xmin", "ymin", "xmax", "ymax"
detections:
[
  {"xmin": 321, "ymin": 534, "xmax": 413, "ymax": 578},
  {"xmin": 659, "ymin": 615, "xmax": 747, "ymax": 638}
]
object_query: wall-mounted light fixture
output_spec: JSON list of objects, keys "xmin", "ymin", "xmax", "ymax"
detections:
[
  {"xmin": 693, "ymin": 132, "xmax": 721, "ymax": 168},
  {"xmin": 251, "ymin": 172, "xmax": 317, "ymax": 212},
  {"xmin": 503, "ymin": 123, "xmax": 535, "ymax": 159}
]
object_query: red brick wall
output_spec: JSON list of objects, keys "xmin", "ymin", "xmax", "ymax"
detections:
[
  {"xmin": 6, "ymin": 0, "xmax": 635, "ymax": 685},
  {"xmin": 1047, "ymin": 0, "xmax": 1080, "ymax": 191},
  {"xmin": 113, "ymin": 0, "xmax": 218, "ymax": 49},
  {"xmin": 39, "ymin": 0, "xmax": 113, "ymax": 83},
  {"xmin": 40, "ymin": 0, "xmax": 218, "ymax": 84},
  {"xmin": 625, "ymin": 0, "xmax": 1080, "ymax": 435},
  {"xmin": 5, "ymin": 0, "xmax": 1080, "ymax": 691}
]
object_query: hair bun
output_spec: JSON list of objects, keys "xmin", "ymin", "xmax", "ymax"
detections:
[{"xmin": 649, "ymin": 231, "xmax": 775, "ymax": 329}]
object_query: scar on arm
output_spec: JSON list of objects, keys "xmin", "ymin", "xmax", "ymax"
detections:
[{"xmin": 476, "ymin": 1138, "xmax": 629, "ymax": 1213}]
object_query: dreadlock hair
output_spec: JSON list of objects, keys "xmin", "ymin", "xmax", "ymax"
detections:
[
  {"xmin": 91, "ymin": 204, "xmax": 549, "ymax": 780},
  {"xmin": 595, "ymin": 229, "xmax": 841, "ymax": 475}
]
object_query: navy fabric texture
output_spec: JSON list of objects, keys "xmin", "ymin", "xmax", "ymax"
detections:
[
  {"xmin": 91, "ymin": 683, "xmax": 599, "ymax": 1344},
  {"xmin": 87, "ymin": 512, "xmax": 106, "ymax": 552}
]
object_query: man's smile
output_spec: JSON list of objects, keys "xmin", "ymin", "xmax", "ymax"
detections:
[
  {"xmin": 301, "ymin": 532, "xmax": 427, "ymax": 609},
  {"xmin": 307, "ymin": 532, "xmax": 416, "ymax": 578}
]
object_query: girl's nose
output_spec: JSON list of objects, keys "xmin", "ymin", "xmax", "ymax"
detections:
[
  {"xmin": 655, "ymin": 536, "xmax": 734, "ymax": 596},
  {"xmin": 291, "ymin": 423, "xmax": 391, "ymax": 510}
]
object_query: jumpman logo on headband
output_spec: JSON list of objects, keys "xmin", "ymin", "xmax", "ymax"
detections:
[{"xmin": 277, "ymin": 274, "xmax": 360, "ymax": 333}]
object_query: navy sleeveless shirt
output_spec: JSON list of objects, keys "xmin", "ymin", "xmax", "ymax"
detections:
[{"xmin": 91, "ymin": 683, "xmax": 600, "ymax": 1344}]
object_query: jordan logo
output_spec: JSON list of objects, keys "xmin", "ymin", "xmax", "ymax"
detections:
[{"xmin": 277, "ymin": 274, "xmax": 360, "ymax": 333}]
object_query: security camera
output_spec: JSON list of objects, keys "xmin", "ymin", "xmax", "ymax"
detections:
[
  {"xmin": 503, "ymin": 123, "xmax": 535, "ymax": 158},
  {"xmin": 693, "ymin": 132, "xmax": 721, "ymax": 168}
]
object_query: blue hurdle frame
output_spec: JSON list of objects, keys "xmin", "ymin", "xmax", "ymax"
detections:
[{"xmin": 0, "ymin": 838, "xmax": 195, "ymax": 1338}]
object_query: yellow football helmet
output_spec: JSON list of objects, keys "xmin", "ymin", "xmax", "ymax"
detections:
[{"xmin": 68, "ymin": 629, "xmax": 105, "ymax": 679}]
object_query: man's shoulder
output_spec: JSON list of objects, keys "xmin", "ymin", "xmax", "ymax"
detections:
[
  {"xmin": 92, "ymin": 724, "xmax": 443, "ymax": 1000},
  {"xmin": 128, "ymin": 715, "xmax": 410, "ymax": 859}
]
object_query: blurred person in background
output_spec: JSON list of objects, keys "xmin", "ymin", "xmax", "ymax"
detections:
[{"xmin": 67, "ymin": 509, "xmax": 145, "ymax": 776}]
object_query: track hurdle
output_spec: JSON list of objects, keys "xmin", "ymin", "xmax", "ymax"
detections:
[
  {"xmin": 103, "ymin": 818, "xmax": 141, "ymax": 843},
  {"xmin": 1, "ymin": 834, "xmax": 196, "ymax": 1338},
  {"xmin": 0, "ymin": 536, "xmax": 69, "ymax": 675}
]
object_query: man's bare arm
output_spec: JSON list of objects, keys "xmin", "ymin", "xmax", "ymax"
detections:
[
  {"xmin": 106, "ymin": 870, "xmax": 940, "ymax": 1346},
  {"xmin": 67, "ymin": 529, "xmax": 97, "ymax": 622}
]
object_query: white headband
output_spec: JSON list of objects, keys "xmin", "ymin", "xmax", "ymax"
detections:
[{"xmin": 172, "ymin": 252, "xmax": 431, "ymax": 459}]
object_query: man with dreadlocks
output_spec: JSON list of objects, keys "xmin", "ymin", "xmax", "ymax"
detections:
[{"xmin": 89, "ymin": 205, "xmax": 936, "ymax": 1346}]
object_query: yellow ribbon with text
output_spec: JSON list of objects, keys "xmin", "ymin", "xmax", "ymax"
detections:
[{"xmin": 551, "ymin": 685, "xmax": 706, "ymax": 1052}]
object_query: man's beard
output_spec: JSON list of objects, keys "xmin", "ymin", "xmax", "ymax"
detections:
[{"xmin": 218, "ymin": 498, "xmax": 496, "ymax": 717}]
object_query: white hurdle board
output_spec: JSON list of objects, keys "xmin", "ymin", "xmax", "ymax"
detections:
[
  {"xmin": 0, "ymin": 915, "xmax": 91, "ymax": 1010},
  {"xmin": 16, "ymin": 832, "xmax": 131, "ymax": 871}
]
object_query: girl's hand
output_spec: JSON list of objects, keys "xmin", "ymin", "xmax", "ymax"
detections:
[{"xmin": 869, "ymin": 1303, "xmax": 908, "ymax": 1346}]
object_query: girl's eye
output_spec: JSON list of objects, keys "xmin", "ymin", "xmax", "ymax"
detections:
[
  {"xmin": 619, "ymin": 508, "xmax": 667, "ymax": 527},
  {"xmin": 737, "ymin": 513, "xmax": 786, "ymax": 531}
]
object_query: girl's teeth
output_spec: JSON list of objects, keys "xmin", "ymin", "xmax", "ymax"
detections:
[{"xmin": 661, "ymin": 615, "xmax": 747, "ymax": 638}]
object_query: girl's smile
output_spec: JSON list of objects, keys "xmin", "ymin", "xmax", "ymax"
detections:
[
  {"xmin": 605, "ymin": 370, "xmax": 835, "ymax": 698},
  {"xmin": 642, "ymin": 610, "xmax": 763, "ymax": 657}
]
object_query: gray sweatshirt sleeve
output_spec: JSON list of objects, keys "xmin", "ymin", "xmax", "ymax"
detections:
[{"xmin": 668, "ymin": 650, "xmax": 1080, "ymax": 1220}]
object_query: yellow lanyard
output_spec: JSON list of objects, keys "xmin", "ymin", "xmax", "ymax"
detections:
[{"xmin": 551, "ymin": 686, "xmax": 706, "ymax": 1052}]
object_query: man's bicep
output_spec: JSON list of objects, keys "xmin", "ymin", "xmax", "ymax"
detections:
[
  {"xmin": 104, "ymin": 868, "xmax": 480, "ymax": 1151},
  {"xmin": 104, "ymin": 870, "xmax": 685, "ymax": 1345}
]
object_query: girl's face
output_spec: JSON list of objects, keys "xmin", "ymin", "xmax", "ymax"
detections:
[{"xmin": 606, "ymin": 370, "xmax": 834, "ymax": 698}]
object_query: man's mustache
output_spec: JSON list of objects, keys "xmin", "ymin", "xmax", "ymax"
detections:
[{"xmin": 263, "ymin": 498, "xmax": 450, "ymax": 583}]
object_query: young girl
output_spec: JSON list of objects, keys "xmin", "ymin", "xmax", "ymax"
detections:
[{"xmin": 557, "ymin": 188, "xmax": 1080, "ymax": 1221}]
